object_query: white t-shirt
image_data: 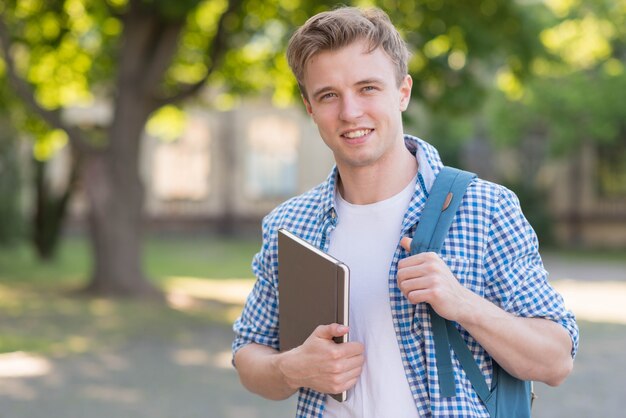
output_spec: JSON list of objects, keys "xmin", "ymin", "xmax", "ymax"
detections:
[{"xmin": 324, "ymin": 173, "xmax": 419, "ymax": 418}]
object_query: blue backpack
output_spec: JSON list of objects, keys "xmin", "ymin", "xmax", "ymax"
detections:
[{"xmin": 410, "ymin": 166, "xmax": 533, "ymax": 417}]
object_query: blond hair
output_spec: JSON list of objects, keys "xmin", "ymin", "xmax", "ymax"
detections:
[{"xmin": 286, "ymin": 7, "xmax": 410, "ymax": 99}]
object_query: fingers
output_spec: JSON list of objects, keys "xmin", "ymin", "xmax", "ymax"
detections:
[
  {"xmin": 397, "ymin": 274, "xmax": 435, "ymax": 305},
  {"xmin": 342, "ymin": 351, "xmax": 365, "ymax": 371},
  {"xmin": 306, "ymin": 325, "xmax": 364, "ymax": 361},
  {"xmin": 396, "ymin": 248, "xmax": 471, "ymax": 321},
  {"xmin": 324, "ymin": 351, "xmax": 364, "ymax": 374},
  {"xmin": 398, "ymin": 250, "xmax": 439, "ymax": 269},
  {"xmin": 326, "ymin": 362, "xmax": 364, "ymax": 394},
  {"xmin": 405, "ymin": 288, "xmax": 432, "ymax": 305},
  {"xmin": 322, "ymin": 352, "xmax": 364, "ymax": 394},
  {"xmin": 397, "ymin": 256, "xmax": 433, "ymax": 287},
  {"xmin": 397, "ymin": 251, "xmax": 447, "ymax": 305},
  {"xmin": 313, "ymin": 323, "xmax": 349, "ymax": 340},
  {"xmin": 400, "ymin": 236, "xmax": 412, "ymax": 252},
  {"xmin": 335, "ymin": 341, "xmax": 365, "ymax": 359},
  {"xmin": 288, "ymin": 333, "xmax": 364, "ymax": 394}
]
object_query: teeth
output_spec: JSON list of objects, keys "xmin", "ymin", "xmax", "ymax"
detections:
[{"xmin": 344, "ymin": 129, "xmax": 371, "ymax": 139}]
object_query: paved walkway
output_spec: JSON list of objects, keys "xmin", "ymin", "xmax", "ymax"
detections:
[{"xmin": 1, "ymin": 253, "xmax": 625, "ymax": 417}]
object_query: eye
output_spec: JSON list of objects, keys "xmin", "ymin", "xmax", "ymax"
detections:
[
  {"xmin": 361, "ymin": 85, "xmax": 378, "ymax": 93},
  {"xmin": 319, "ymin": 92, "xmax": 337, "ymax": 101}
]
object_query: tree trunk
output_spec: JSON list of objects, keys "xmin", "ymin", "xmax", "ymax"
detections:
[
  {"xmin": 217, "ymin": 110, "xmax": 237, "ymax": 235},
  {"xmin": 80, "ymin": 4, "xmax": 193, "ymax": 299},
  {"xmin": 82, "ymin": 152, "xmax": 161, "ymax": 299},
  {"xmin": 1, "ymin": 2, "xmax": 228, "ymax": 298},
  {"xmin": 33, "ymin": 153, "xmax": 80, "ymax": 261}
]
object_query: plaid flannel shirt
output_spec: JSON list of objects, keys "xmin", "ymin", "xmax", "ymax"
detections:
[{"xmin": 232, "ymin": 135, "xmax": 579, "ymax": 417}]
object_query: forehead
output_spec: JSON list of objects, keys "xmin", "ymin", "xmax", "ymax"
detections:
[{"xmin": 303, "ymin": 40, "xmax": 396, "ymax": 87}]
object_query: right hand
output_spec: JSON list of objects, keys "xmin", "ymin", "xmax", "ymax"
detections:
[{"xmin": 278, "ymin": 323, "xmax": 365, "ymax": 394}]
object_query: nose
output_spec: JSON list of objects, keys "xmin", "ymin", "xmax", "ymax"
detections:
[{"xmin": 339, "ymin": 93, "xmax": 363, "ymax": 121}]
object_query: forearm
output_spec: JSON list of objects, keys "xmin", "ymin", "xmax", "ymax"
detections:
[
  {"xmin": 234, "ymin": 325, "xmax": 364, "ymax": 399},
  {"xmin": 234, "ymin": 343, "xmax": 297, "ymax": 400},
  {"xmin": 457, "ymin": 290, "xmax": 573, "ymax": 386}
]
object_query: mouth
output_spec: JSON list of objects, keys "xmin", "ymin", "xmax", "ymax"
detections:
[{"xmin": 341, "ymin": 128, "xmax": 373, "ymax": 143}]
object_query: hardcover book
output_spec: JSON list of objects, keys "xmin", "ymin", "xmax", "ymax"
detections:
[{"xmin": 277, "ymin": 228, "xmax": 350, "ymax": 402}]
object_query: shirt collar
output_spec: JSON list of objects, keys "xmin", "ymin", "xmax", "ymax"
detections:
[
  {"xmin": 404, "ymin": 134, "xmax": 444, "ymax": 192},
  {"xmin": 318, "ymin": 135, "xmax": 444, "ymax": 220}
]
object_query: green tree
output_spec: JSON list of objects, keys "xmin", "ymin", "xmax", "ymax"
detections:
[
  {"xmin": 0, "ymin": 0, "xmax": 544, "ymax": 297},
  {"xmin": 487, "ymin": 0, "xmax": 626, "ymax": 154},
  {"xmin": 0, "ymin": 0, "xmax": 249, "ymax": 297},
  {"xmin": 0, "ymin": 121, "xmax": 24, "ymax": 245},
  {"xmin": 384, "ymin": 0, "xmax": 544, "ymax": 113},
  {"xmin": 484, "ymin": 0, "xmax": 626, "ymax": 243}
]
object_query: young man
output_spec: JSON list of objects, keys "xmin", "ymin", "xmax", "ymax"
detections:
[{"xmin": 232, "ymin": 7, "xmax": 578, "ymax": 417}]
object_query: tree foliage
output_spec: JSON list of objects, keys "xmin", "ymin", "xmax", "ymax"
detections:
[
  {"xmin": 0, "ymin": 0, "xmax": 552, "ymax": 295},
  {"xmin": 0, "ymin": 0, "xmax": 547, "ymax": 145},
  {"xmin": 486, "ymin": 0, "xmax": 626, "ymax": 155},
  {"xmin": 383, "ymin": 0, "xmax": 544, "ymax": 113}
]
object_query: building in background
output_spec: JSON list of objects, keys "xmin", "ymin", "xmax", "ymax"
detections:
[
  {"xmin": 51, "ymin": 99, "xmax": 625, "ymax": 247},
  {"xmin": 548, "ymin": 142, "xmax": 626, "ymax": 248},
  {"xmin": 62, "ymin": 100, "xmax": 333, "ymax": 235}
]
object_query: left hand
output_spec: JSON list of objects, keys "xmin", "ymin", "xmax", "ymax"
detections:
[{"xmin": 397, "ymin": 237, "xmax": 472, "ymax": 321}]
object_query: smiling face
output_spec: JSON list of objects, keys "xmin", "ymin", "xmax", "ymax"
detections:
[{"xmin": 302, "ymin": 39, "xmax": 412, "ymax": 172}]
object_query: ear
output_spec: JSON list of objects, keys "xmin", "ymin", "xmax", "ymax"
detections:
[{"xmin": 399, "ymin": 75, "xmax": 413, "ymax": 112}]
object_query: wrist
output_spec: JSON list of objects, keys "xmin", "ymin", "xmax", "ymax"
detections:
[
  {"xmin": 454, "ymin": 287, "xmax": 484, "ymax": 327},
  {"xmin": 274, "ymin": 348, "xmax": 300, "ymax": 391}
]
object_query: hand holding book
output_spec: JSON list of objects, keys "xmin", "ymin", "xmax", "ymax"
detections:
[{"xmin": 276, "ymin": 323, "xmax": 364, "ymax": 397}]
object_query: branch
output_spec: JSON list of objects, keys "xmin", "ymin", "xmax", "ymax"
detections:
[
  {"xmin": 103, "ymin": 0, "xmax": 125, "ymax": 19},
  {"xmin": 116, "ymin": 2, "xmax": 162, "ymax": 90},
  {"xmin": 139, "ymin": 20, "xmax": 185, "ymax": 97},
  {"xmin": 152, "ymin": 71, "xmax": 208, "ymax": 108},
  {"xmin": 152, "ymin": 0, "xmax": 243, "ymax": 107},
  {"xmin": 0, "ymin": 18, "xmax": 92, "ymax": 155}
]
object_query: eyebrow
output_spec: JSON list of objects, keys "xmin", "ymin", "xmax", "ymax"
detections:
[
  {"xmin": 311, "ymin": 78, "xmax": 387, "ymax": 100},
  {"xmin": 355, "ymin": 78, "xmax": 386, "ymax": 87}
]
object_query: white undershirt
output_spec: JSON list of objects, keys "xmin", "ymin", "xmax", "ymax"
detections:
[{"xmin": 324, "ymin": 173, "xmax": 418, "ymax": 418}]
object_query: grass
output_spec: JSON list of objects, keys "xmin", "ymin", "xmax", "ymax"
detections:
[
  {"xmin": 145, "ymin": 234, "xmax": 260, "ymax": 282},
  {"xmin": 0, "ymin": 234, "xmax": 261, "ymax": 356},
  {"xmin": 0, "ymin": 238, "xmax": 90, "ymax": 287},
  {"xmin": 2, "ymin": 234, "xmax": 624, "ymax": 357},
  {"xmin": 0, "ymin": 283, "xmax": 229, "ymax": 355},
  {"xmin": 0, "ymin": 234, "xmax": 259, "ymax": 287}
]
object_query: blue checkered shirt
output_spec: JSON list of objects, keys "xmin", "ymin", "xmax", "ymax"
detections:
[{"xmin": 232, "ymin": 135, "xmax": 579, "ymax": 417}]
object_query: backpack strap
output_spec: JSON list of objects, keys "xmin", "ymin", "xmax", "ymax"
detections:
[
  {"xmin": 446, "ymin": 320, "xmax": 492, "ymax": 403},
  {"xmin": 410, "ymin": 167, "xmax": 478, "ymax": 398},
  {"xmin": 410, "ymin": 167, "xmax": 476, "ymax": 254}
]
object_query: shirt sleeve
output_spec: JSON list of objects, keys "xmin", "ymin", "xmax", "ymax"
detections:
[
  {"xmin": 482, "ymin": 186, "xmax": 579, "ymax": 358},
  {"xmin": 232, "ymin": 215, "xmax": 281, "ymax": 363}
]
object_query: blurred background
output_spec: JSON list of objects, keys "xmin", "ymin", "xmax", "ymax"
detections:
[{"xmin": 0, "ymin": 0, "xmax": 625, "ymax": 417}]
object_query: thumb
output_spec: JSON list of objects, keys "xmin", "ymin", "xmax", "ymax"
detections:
[
  {"xmin": 313, "ymin": 323, "xmax": 349, "ymax": 340},
  {"xmin": 400, "ymin": 236, "xmax": 412, "ymax": 252}
]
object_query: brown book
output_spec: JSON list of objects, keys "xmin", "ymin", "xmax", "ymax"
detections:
[{"xmin": 277, "ymin": 228, "xmax": 350, "ymax": 402}]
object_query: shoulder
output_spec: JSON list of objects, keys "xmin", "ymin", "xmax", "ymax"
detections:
[
  {"xmin": 463, "ymin": 177, "xmax": 534, "ymax": 250},
  {"xmin": 466, "ymin": 177, "xmax": 515, "ymax": 205},
  {"xmin": 460, "ymin": 176, "xmax": 523, "ymax": 225},
  {"xmin": 252, "ymin": 182, "xmax": 330, "ymax": 278},
  {"xmin": 261, "ymin": 182, "xmax": 328, "ymax": 235}
]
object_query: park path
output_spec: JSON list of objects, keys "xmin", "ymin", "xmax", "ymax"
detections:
[{"xmin": 1, "ymin": 253, "xmax": 625, "ymax": 418}]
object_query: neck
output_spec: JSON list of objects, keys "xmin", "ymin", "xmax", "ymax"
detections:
[{"xmin": 337, "ymin": 142, "xmax": 418, "ymax": 205}]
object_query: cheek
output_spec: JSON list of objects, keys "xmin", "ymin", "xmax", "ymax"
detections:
[{"xmin": 312, "ymin": 109, "xmax": 335, "ymax": 129}]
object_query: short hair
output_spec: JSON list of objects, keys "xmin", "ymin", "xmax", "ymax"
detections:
[{"xmin": 286, "ymin": 6, "xmax": 410, "ymax": 100}]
